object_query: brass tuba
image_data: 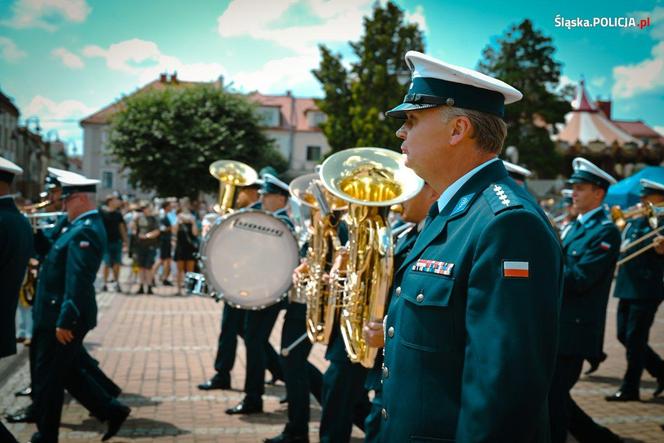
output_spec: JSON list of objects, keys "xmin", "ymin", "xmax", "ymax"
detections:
[
  {"xmin": 320, "ymin": 147, "xmax": 423, "ymax": 367},
  {"xmin": 289, "ymin": 172, "xmax": 347, "ymax": 344},
  {"xmin": 209, "ymin": 160, "xmax": 258, "ymax": 215}
]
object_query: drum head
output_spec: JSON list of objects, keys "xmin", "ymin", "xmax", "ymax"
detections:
[{"xmin": 201, "ymin": 210, "xmax": 299, "ymax": 309}]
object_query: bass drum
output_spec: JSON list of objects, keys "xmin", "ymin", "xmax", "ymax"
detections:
[{"xmin": 200, "ymin": 209, "xmax": 299, "ymax": 310}]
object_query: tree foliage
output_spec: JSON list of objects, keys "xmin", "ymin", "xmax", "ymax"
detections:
[
  {"xmin": 479, "ymin": 19, "xmax": 571, "ymax": 178},
  {"xmin": 108, "ymin": 85, "xmax": 287, "ymax": 197},
  {"xmin": 313, "ymin": 1, "xmax": 424, "ymax": 153}
]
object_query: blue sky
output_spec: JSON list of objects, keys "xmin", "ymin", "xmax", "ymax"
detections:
[{"xmin": 0, "ymin": 0, "xmax": 662, "ymax": 155}]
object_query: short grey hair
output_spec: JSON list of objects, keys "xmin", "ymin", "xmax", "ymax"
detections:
[{"xmin": 440, "ymin": 106, "xmax": 507, "ymax": 154}]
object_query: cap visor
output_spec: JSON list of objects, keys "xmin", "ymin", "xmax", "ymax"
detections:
[{"xmin": 385, "ymin": 102, "xmax": 440, "ymax": 119}]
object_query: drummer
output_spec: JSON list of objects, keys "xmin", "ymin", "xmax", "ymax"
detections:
[{"xmin": 226, "ymin": 172, "xmax": 293, "ymax": 415}]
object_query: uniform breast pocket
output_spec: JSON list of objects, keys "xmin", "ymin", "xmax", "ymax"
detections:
[{"xmin": 398, "ymin": 272, "xmax": 455, "ymax": 353}]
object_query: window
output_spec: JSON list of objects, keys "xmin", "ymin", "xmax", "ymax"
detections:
[
  {"xmin": 102, "ymin": 171, "xmax": 113, "ymax": 189},
  {"xmin": 307, "ymin": 111, "xmax": 326, "ymax": 128},
  {"xmin": 306, "ymin": 145, "xmax": 321, "ymax": 161},
  {"xmin": 257, "ymin": 107, "xmax": 280, "ymax": 127}
]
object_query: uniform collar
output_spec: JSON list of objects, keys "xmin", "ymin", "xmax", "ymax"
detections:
[
  {"xmin": 437, "ymin": 157, "xmax": 500, "ymax": 213},
  {"xmin": 576, "ymin": 205, "xmax": 603, "ymax": 226},
  {"xmin": 0, "ymin": 194, "xmax": 16, "ymax": 201},
  {"xmin": 70, "ymin": 209, "xmax": 98, "ymax": 225}
]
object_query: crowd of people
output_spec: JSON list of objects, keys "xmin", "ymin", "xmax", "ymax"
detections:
[{"xmin": 0, "ymin": 48, "xmax": 663, "ymax": 443}]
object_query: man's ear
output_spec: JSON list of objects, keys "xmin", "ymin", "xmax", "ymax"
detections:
[{"xmin": 449, "ymin": 116, "xmax": 472, "ymax": 146}]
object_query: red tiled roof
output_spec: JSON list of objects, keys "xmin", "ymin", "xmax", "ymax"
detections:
[
  {"xmin": 612, "ymin": 120, "xmax": 662, "ymax": 139},
  {"xmin": 248, "ymin": 92, "xmax": 321, "ymax": 132},
  {"xmin": 80, "ymin": 75, "xmax": 215, "ymax": 125}
]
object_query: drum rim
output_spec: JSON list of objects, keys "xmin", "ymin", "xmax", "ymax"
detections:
[{"xmin": 199, "ymin": 208, "xmax": 299, "ymax": 310}]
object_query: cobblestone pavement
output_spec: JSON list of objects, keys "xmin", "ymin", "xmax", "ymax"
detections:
[{"xmin": 1, "ymin": 269, "xmax": 663, "ymax": 442}]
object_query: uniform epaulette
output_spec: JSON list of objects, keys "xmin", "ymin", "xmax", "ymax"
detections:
[{"xmin": 482, "ymin": 183, "xmax": 523, "ymax": 215}]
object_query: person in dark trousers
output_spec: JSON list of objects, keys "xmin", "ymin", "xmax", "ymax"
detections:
[
  {"xmin": 28, "ymin": 169, "xmax": 130, "ymax": 443},
  {"xmin": 100, "ymin": 193, "xmax": 128, "ymax": 292},
  {"xmin": 606, "ymin": 178, "xmax": 664, "ymax": 402},
  {"xmin": 0, "ymin": 157, "xmax": 34, "ymax": 443},
  {"xmin": 549, "ymin": 157, "xmax": 623, "ymax": 443}
]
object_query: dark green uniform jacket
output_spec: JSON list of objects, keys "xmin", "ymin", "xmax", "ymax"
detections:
[
  {"xmin": 614, "ymin": 217, "xmax": 663, "ymax": 301},
  {"xmin": 381, "ymin": 160, "xmax": 563, "ymax": 443},
  {"xmin": 33, "ymin": 211, "xmax": 107, "ymax": 332},
  {"xmin": 0, "ymin": 196, "xmax": 33, "ymax": 358},
  {"xmin": 558, "ymin": 209, "xmax": 620, "ymax": 357}
]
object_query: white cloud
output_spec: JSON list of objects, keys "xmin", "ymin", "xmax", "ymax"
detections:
[
  {"xmin": 51, "ymin": 47, "xmax": 84, "ymax": 69},
  {"xmin": 629, "ymin": 6, "xmax": 664, "ymax": 40},
  {"xmin": 233, "ymin": 54, "xmax": 319, "ymax": 93},
  {"xmin": 82, "ymin": 38, "xmax": 226, "ymax": 84},
  {"xmin": 2, "ymin": 0, "xmax": 91, "ymax": 31},
  {"xmin": 612, "ymin": 41, "xmax": 664, "ymax": 98},
  {"xmin": 0, "ymin": 36, "xmax": 27, "ymax": 62},
  {"xmin": 217, "ymin": 0, "xmax": 373, "ymax": 55},
  {"xmin": 23, "ymin": 95, "xmax": 94, "ymax": 141},
  {"xmin": 404, "ymin": 5, "xmax": 427, "ymax": 31},
  {"xmin": 655, "ymin": 126, "xmax": 664, "ymax": 136}
]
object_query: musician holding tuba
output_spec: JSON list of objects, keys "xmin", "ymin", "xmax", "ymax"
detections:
[
  {"xmin": 379, "ymin": 51, "xmax": 563, "ymax": 443},
  {"xmin": 606, "ymin": 178, "xmax": 664, "ymax": 402}
]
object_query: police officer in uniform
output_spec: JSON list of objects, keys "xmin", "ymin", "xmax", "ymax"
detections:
[
  {"xmin": 7, "ymin": 170, "xmax": 122, "ymax": 425},
  {"xmin": 226, "ymin": 173, "xmax": 292, "ymax": 415},
  {"xmin": 29, "ymin": 171, "xmax": 130, "ymax": 443},
  {"xmin": 380, "ymin": 51, "xmax": 563, "ymax": 442},
  {"xmin": 549, "ymin": 157, "xmax": 622, "ymax": 443},
  {"xmin": 606, "ymin": 178, "xmax": 664, "ymax": 401},
  {"xmin": 0, "ymin": 157, "xmax": 33, "ymax": 443},
  {"xmin": 362, "ymin": 184, "xmax": 439, "ymax": 443}
]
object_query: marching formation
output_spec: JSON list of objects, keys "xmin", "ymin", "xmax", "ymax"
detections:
[{"xmin": 1, "ymin": 50, "xmax": 663, "ymax": 443}]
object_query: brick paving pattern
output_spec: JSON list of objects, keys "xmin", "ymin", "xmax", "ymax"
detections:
[{"xmin": 1, "ymin": 268, "xmax": 663, "ymax": 442}]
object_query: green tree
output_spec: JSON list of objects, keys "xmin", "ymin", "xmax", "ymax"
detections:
[
  {"xmin": 313, "ymin": 1, "xmax": 424, "ymax": 153},
  {"xmin": 479, "ymin": 19, "xmax": 571, "ymax": 178},
  {"xmin": 108, "ymin": 85, "xmax": 287, "ymax": 197}
]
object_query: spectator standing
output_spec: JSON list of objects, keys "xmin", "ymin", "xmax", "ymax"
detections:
[
  {"xmin": 100, "ymin": 193, "xmax": 128, "ymax": 292},
  {"xmin": 174, "ymin": 200, "xmax": 199, "ymax": 295},
  {"xmin": 153, "ymin": 200, "xmax": 175, "ymax": 286},
  {"xmin": 132, "ymin": 202, "xmax": 160, "ymax": 294}
]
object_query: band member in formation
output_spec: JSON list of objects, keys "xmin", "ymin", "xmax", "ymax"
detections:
[
  {"xmin": 606, "ymin": 178, "xmax": 664, "ymax": 402},
  {"xmin": 7, "ymin": 170, "xmax": 123, "ymax": 427},
  {"xmin": 379, "ymin": 51, "xmax": 562, "ymax": 442},
  {"xmin": 362, "ymin": 183, "xmax": 439, "ymax": 443},
  {"xmin": 502, "ymin": 160, "xmax": 532, "ymax": 188},
  {"xmin": 28, "ymin": 169, "xmax": 130, "ymax": 443},
  {"xmin": 199, "ymin": 177, "xmax": 283, "ymax": 393},
  {"xmin": 549, "ymin": 157, "xmax": 622, "ymax": 443},
  {"xmin": 0, "ymin": 157, "xmax": 33, "ymax": 443},
  {"xmin": 226, "ymin": 173, "xmax": 292, "ymax": 415}
]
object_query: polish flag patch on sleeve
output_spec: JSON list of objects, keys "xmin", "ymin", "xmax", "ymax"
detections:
[
  {"xmin": 503, "ymin": 261, "xmax": 529, "ymax": 278},
  {"xmin": 599, "ymin": 241, "xmax": 611, "ymax": 251}
]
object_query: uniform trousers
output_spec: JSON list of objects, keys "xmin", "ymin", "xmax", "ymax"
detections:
[
  {"xmin": 214, "ymin": 303, "xmax": 283, "ymax": 384},
  {"xmin": 243, "ymin": 303, "xmax": 283, "ymax": 404},
  {"xmin": 617, "ymin": 299, "xmax": 664, "ymax": 393},
  {"xmin": 319, "ymin": 357, "xmax": 371, "ymax": 443},
  {"xmin": 0, "ymin": 422, "xmax": 18, "ymax": 443},
  {"xmin": 280, "ymin": 303, "xmax": 323, "ymax": 435},
  {"xmin": 363, "ymin": 386, "xmax": 383, "ymax": 443},
  {"xmin": 31, "ymin": 328, "xmax": 124, "ymax": 443},
  {"xmin": 549, "ymin": 355, "xmax": 614, "ymax": 443}
]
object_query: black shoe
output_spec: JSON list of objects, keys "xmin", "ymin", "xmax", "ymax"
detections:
[
  {"xmin": 198, "ymin": 376, "xmax": 230, "ymax": 390},
  {"xmin": 225, "ymin": 399, "xmax": 263, "ymax": 415},
  {"xmin": 585, "ymin": 352, "xmax": 608, "ymax": 375},
  {"xmin": 102, "ymin": 284, "xmax": 108, "ymax": 291},
  {"xmin": 136, "ymin": 286, "xmax": 144, "ymax": 295},
  {"xmin": 163, "ymin": 280, "xmax": 173, "ymax": 287},
  {"xmin": 102, "ymin": 405, "xmax": 131, "ymax": 441},
  {"xmin": 5, "ymin": 406, "xmax": 36, "ymax": 423},
  {"xmin": 147, "ymin": 285, "xmax": 153, "ymax": 295},
  {"xmin": 654, "ymin": 377, "xmax": 664, "ymax": 397},
  {"xmin": 264, "ymin": 432, "xmax": 309, "ymax": 443},
  {"xmin": 279, "ymin": 395, "xmax": 288, "ymax": 404},
  {"xmin": 14, "ymin": 385, "xmax": 31, "ymax": 397},
  {"xmin": 605, "ymin": 390, "xmax": 640, "ymax": 402}
]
